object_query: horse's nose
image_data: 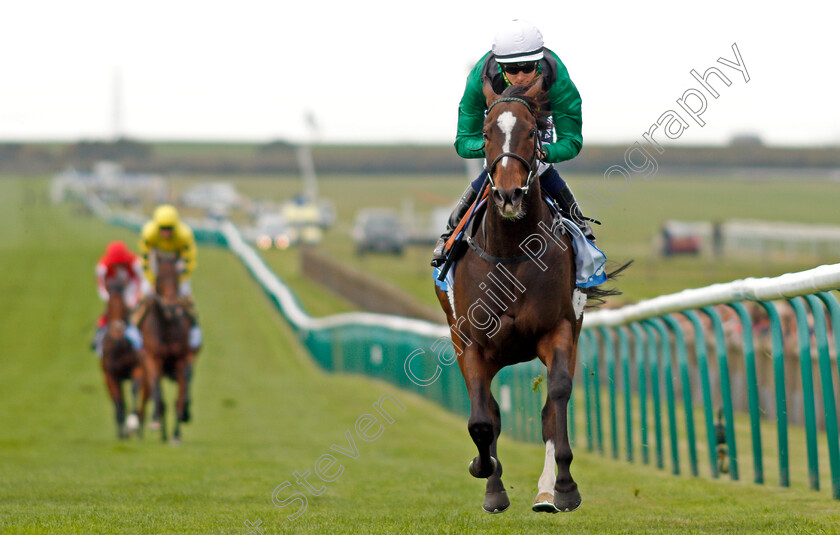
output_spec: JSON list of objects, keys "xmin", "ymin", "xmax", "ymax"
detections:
[{"xmin": 492, "ymin": 187, "xmax": 524, "ymax": 209}]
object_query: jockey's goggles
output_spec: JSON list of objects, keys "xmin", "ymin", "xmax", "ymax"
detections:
[
  {"xmin": 159, "ymin": 225, "xmax": 174, "ymax": 231},
  {"xmin": 501, "ymin": 62, "xmax": 537, "ymax": 75}
]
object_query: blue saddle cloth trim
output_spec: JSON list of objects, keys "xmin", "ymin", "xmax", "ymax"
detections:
[{"xmin": 562, "ymin": 218, "xmax": 607, "ymax": 288}]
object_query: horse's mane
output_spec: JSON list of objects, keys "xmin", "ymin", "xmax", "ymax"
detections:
[{"xmin": 499, "ymin": 84, "xmax": 551, "ymax": 131}]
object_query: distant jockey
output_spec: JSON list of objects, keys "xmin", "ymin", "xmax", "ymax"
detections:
[
  {"xmin": 137, "ymin": 204, "xmax": 202, "ymax": 353},
  {"xmin": 92, "ymin": 240, "xmax": 147, "ymax": 357}
]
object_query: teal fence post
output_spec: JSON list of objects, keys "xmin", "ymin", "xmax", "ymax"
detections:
[
  {"xmin": 618, "ymin": 326, "xmax": 633, "ymax": 463},
  {"xmin": 629, "ymin": 323, "xmax": 649, "ymax": 465},
  {"xmin": 642, "ymin": 321, "xmax": 664, "ymax": 470},
  {"xmin": 816, "ymin": 292, "xmax": 840, "ymax": 393},
  {"xmin": 757, "ymin": 301, "xmax": 790, "ymax": 487},
  {"xmin": 787, "ymin": 297, "xmax": 820, "ymax": 491},
  {"xmin": 700, "ymin": 305, "xmax": 739, "ymax": 481},
  {"xmin": 587, "ymin": 329, "xmax": 605, "ymax": 454},
  {"xmin": 663, "ymin": 314, "xmax": 698, "ymax": 477},
  {"xmin": 726, "ymin": 302, "xmax": 764, "ymax": 485},
  {"xmin": 598, "ymin": 326, "xmax": 619, "ymax": 460},
  {"xmin": 681, "ymin": 310, "xmax": 720, "ymax": 478},
  {"xmin": 580, "ymin": 331, "xmax": 594, "ymax": 453},
  {"xmin": 803, "ymin": 294, "xmax": 840, "ymax": 499},
  {"xmin": 646, "ymin": 318, "xmax": 680, "ymax": 475}
]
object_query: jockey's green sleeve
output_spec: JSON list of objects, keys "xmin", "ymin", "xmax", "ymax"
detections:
[{"xmin": 454, "ymin": 50, "xmax": 583, "ymax": 164}]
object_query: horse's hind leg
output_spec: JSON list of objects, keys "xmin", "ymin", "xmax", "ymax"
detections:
[{"xmin": 482, "ymin": 393, "xmax": 510, "ymax": 513}]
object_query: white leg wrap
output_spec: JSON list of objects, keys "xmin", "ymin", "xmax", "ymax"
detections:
[{"xmin": 537, "ymin": 440, "xmax": 556, "ymax": 495}]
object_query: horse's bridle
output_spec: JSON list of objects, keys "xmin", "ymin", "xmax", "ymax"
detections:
[{"xmin": 483, "ymin": 97, "xmax": 543, "ymax": 195}]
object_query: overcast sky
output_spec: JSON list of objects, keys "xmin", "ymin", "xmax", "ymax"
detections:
[{"xmin": 3, "ymin": 1, "xmax": 838, "ymax": 147}]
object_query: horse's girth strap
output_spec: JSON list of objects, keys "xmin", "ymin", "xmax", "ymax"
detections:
[{"xmin": 444, "ymin": 184, "xmax": 489, "ymax": 251}]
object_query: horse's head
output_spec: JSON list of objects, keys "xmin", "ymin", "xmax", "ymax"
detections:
[
  {"xmin": 105, "ymin": 273, "xmax": 128, "ymax": 321},
  {"xmin": 481, "ymin": 78, "xmax": 549, "ymax": 219},
  {"xmin": 153, "ymin": 250, "xmax": 181, "ymax": 301}
]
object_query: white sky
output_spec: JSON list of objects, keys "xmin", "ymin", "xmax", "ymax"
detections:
[{"xmin": 3, "ymin": 0, "xmax": 839, "ymax": 147}]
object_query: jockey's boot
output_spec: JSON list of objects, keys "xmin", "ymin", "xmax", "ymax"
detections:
[
  {"xmin": 554, "ymin": 183, "xmax": 598, "ymax": 243},
  {"xmin": 430, "ymin": 185, "xmax": 479, "ymax": 267}
]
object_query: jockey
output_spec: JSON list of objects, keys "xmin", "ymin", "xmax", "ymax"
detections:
[
  {"xmin": 138, "ymin": 204, "xmax": 202, "ymax": 352},
  {"xmin": 431, "ymin": 19, "xmax": 595, "ymax": 267},
  {"xmin": 92, "ymin": 240, "xmax": 146, "ymax": 357}
]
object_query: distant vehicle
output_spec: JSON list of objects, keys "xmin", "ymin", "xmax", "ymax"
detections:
[
  {"xmin": 244, "ymin": 212, "xmax": 323, "ymax": 250},
  {"xmin": 661, "ymin": 221, "xmax": 702, "ymax": 256},
  {"xmin": 180, "ymin": 182, "xmax": 241, "ymax": 212},
  {"xmin": 246, "ymin": 214, "xmax": 295, "ymax": 250},
  {"xmin": 352, "ymin": 209, "xmax": 407, "ymax": 255}
]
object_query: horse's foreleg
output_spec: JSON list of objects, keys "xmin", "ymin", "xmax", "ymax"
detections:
[
  {"xmin": 128, "ymin": 360, "xmax": 147, "ymax": 437},
  {"xmin": 546, "ymin": 321, "xmax": 581, "ymax": 512},
  {"xmin": 103, "ymin": 372, "xmax": 126, "ymax": 439},
  {"xmin": 533, "ymin": 399, "xmax": 559, "ymax": 512},
  {"xmin": 482, "ymin": 393, "xmax": 510, "ymax": 513},
  {"xmin": 181, "ymin": 355, "xmax": 194, "ymax": 423},
  {"xmin": 461, "ymin": 346, "xmax": 500, "ymax": 480},
  {"xmin": 147, "ymin": 355, "xmax": 167, "ymax": 442},
  {"xmin": 175, "ymin": 360, "xmax": 188, "ymax": 424}
]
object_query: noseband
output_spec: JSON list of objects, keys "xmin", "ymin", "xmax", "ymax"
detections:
[{"xmin": 484, "ymin": 97, "xmax": 542, "ymax": 195}]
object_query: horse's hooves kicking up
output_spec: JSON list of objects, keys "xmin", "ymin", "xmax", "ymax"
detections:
[
  {"xmin": 532, "ymin": 492, "xmax": 559, "ymax": 513},
  {"xmin": 468, "ymin": 456, "xmax": 499, "ymax": 479},
  {"xmin": 553, "ymin": 488, "xmax": 582, "ymax": 512},
  {"xmin": 483, "ymin": 490, "xmax": 510, "ymax": 514}
]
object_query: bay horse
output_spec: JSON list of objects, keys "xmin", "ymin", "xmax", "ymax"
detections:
[
  {"xmin": 435, "ymin": 79, "xmax": 621, "ymax": 514},
  {"xmin": 100, "ymin": 276, "xmax": 148, "ymax": 439},
  {"xmin": 138, "ymin": 251, "xmax": 194, "ymax": 444}
]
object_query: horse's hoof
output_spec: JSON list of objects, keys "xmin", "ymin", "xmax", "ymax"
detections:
[
  {"xmin": 125, "ymin": 414, "xmax": 140, "ymax": 434},
  {"xmin": 532, "ymin": 492, "xmax": 559, "ymax": 513},
  {"xmin": 483, "ymin": 490, "xmax": 510, "ymax": 514},
  {"xmin": 553, "ymin": 488, "xmax": 582, "ymax": 512},
  {"xmin": 170, "ymin": 437, "xmax": 182, "ymax": 446},
  {"xmin": 468, "ymin": 456, "xmax": 498, "ymax": 479}
]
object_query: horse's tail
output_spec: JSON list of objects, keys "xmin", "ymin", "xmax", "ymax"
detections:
[{"xmin": 583, "ymin": 260, "xmax": 633, "ymax": 309}]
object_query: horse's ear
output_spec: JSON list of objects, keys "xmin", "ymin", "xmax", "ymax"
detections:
[
  {"xmin": 524, "ymin": 76, "xmax": 546, "ymax": 99},
  {"xmin": 482, "ymin": 76, "xmax": 500, "ymax": 107}
]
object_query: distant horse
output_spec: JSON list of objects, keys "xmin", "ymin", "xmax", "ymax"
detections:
[
  {"xmin": 138, "ymin": 251, "xmax": 194, "ymax": 444},
  {"xmin": 435, "ymin": 80, "xmax": 623, "ymax": 514},
  {"xmin": 100, "ymin": 277, "xmax": 148, "ymax": 439}
]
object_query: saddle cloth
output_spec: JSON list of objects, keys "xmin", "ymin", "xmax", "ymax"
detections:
[{"xmin": 433, "ymin": 210, "xmax": 607, "ymax": 292}]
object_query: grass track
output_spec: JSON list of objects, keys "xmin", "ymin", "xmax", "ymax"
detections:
[{"xmin": 1, "ymin": 177, "xmax": 839, "ymax": 534}]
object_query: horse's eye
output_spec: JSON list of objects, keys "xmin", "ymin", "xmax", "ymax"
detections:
[
  {"xmin": 482, "ymin": 131, "xmax": 489, "ymax": 139},
  {"xmin": 529, "ymin": 128, "xmax": 537, "ymax": 137}
]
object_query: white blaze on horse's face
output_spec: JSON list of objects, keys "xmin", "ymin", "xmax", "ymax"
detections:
[{"xmin": 496, "ymin": 111, "xmax": 516, "ymax": 169}]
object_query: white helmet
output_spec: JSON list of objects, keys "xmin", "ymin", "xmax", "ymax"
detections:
[{"xmin": 492, "ymin": 19, "xmax": 544, "ymax": 63}]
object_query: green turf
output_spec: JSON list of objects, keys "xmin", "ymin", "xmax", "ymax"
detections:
[{"xmin": 2, "ymin": 177, "xmax": 840, "ymax": 534}]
